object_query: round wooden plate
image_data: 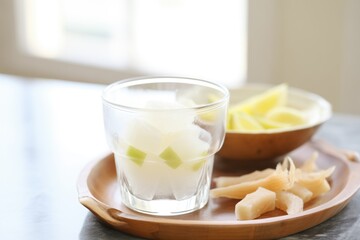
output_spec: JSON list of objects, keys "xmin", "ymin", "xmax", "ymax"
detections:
[{"xmin": 77, "ymin": 140, "xmax": 360, "ymax": 240}]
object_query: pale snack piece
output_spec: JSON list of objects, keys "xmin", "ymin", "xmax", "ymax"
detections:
[
  {"xmin": 299, "ymin": 179, "xmax": 331, "ymax": 200},
  {"xmin": 295, "ymin": 165, "xmax": 334, "ymax": 200},
  {"xmin": 214, "ymin": 168, "xmax": 275, "ymax": 188},
  {"xmin": 210, "ymin": 172, "xmax": 289, "ymax": 199},
  {"xmin": 299, "ymin": 152, "xmax": 319, "ymax": 172},
  {"xmin": 235, "ymin": 187, "xmax": 276, "ymax": 220},
  {"xmin": 276, "ymin": 191, "xmax": 303, "ymax": 215},
  {"xmin": 288, "ymin": 182, "xmax": 313, "ymax": 203},
  {"xmin": 296, "ymin": 166, "xmax": 335, "ymax": 182},
  {"xmin": 211, "ymin": 154, "xmax": 335, "ymax": 220},
  {"xmin": 290, "ymin": 157, "xmax": 334, "ymax": 200},
  {"xmin": 210, "ymin": 159, "xmax": 295, "ymax": 199}
]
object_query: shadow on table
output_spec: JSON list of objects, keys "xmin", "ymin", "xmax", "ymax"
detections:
[{"xmin": 79, "ymin": 213, "xmax": 143, "ymax": 240}]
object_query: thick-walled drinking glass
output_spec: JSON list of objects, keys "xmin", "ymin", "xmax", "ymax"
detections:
[{"xmin": 102, "ymin": 77, "xmax": 229, "ymax": 216}]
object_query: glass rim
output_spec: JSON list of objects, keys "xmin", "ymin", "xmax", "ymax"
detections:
[{"xmin": 102, "ymin": 76, "xmax": 229, "ymax": 112}]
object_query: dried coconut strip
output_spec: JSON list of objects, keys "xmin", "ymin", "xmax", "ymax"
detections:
[
  {"xmin": 294, "ymin": 161, "xmax": 334, "ymax": 200},
  {"xmin": 276, "ymin": 191, "xmax": 303, "ymax": 215},
  {"xmin": 299, "ymin": 178, "xmax": 331, "ymax": 199},
  {"xmin": 280, "ymin": 156, "xmax": 296, "ymax": 188},
  {"xmin": 211, "ymin": 160, "xmax": 295, "ymax": 199},
  {"xmin": 235, "ymin": 187, "xmax": 276, "ymax": 220},
  {"xmin": 288, "ymin": 182, "xmax": 313, "ymax": 203},
  {"xmin": 300, "ymin": 152, "xmax": 319, "ymax": 172},
  {"xmin": 296, "ymin": 166, "xmax": 335, "ymax": 183},
  {"xmin": 214, "ymin": 168, "xmax": 275, "ymax": 188}
]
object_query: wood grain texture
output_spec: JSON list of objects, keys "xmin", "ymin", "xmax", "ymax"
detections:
[
  {"xmin": 77, "ymin": 140, "xmax": 360, "ymax": 240},
  {"xmin": 218, "ymin": 124, "xmax": 321, "ymax": 161}
]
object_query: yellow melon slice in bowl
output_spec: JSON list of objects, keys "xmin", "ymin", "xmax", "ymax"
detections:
[
  {"xmin": 219, "ymin": 84, "xmax": 332, "ymax": 161},
  {"xmin": 229, "ymin": 83, "xmax": 288, "ymax": 116}
]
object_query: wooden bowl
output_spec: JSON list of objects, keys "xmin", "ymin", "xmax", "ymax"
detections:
[{"xmin": 217, "ymin": 84, "xmax": 332, "ymax": 161}]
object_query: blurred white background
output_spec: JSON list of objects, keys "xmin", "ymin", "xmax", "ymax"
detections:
[
  {"xmin": 0, "ymin": 0, "xmax": 247, "ymax": 88},
  {"xmin": 0, "ymin": 0, "xmax": 359, "ymax": 114}
]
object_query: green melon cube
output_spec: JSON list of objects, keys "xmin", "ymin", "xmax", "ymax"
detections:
[
  {"xmin": 192, "ymin": 152, "xmax": 208, "ymax": 171},
  {"xmin": 192, "ymin": 159, "xmax": 206, "ymax": 171},
  {"xmin": 126, "ymin": 145, "xmax": 147, "ymax": 166},
  {"xmin": 159, "ymin": 147, "xmax": 182, "ymax": 169}
]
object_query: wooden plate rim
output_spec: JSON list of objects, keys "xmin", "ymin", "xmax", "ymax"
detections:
[{"xmin": 77, "ymin": 141, "xmax": 360, "ymax": 227}]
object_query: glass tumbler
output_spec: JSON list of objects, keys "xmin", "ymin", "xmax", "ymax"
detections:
[{"xmin": 102, "ymin": 77, "xmax": 229, "ymax": 216}]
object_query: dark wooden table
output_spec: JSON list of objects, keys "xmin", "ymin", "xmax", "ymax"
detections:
[{"xmin": 1, "ymin": 74, "xmax": 359, "ymax": 240}]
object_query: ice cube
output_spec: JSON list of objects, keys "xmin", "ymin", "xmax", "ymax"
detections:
[
  {"xmin": 170, "ymin": 165, "xmax": 205, "ymax": 200},
  {"xmin": 169, "ymin": 125, "xmax": 211, "ymax": 162},
  {"xmin": 142, "ymin": 101, "xmax": 197, "ymax": 133},
  {"xmin": 117, "ymin": 153, "xmax": 161, "ymax": 201},
  {"xmin": 124, "ymin": 118, "xmax": 163, "ymax": 155},
  {"xmin": 153, "ymin": 173, "xmax": 173, "ymax": 199},
  {"xmin": 170, "ymin": 149, "xmax": 214, "ymax": 200}
]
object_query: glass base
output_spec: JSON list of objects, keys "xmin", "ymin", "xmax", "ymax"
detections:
[
  {"xmin": 120, "ymin": 184, "xmax": 210, "ymax": 216},
  {"xmin": 115, "ymin": 154, "xmax": 214, "ymax": 216}
]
